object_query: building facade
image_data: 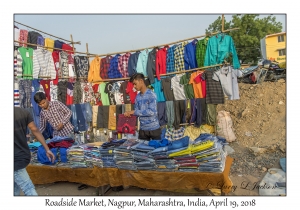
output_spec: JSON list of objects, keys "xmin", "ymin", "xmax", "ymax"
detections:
[{"xmin": 260, "ymin": 32, "xmax": 286, "ymax": 62}]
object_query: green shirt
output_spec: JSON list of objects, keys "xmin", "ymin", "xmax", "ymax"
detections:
[
  {"xmin": 195, "ymin": 38, "xmax": 208, "ymax": 68},
  {"xmin": 99, "ymin": 83, "xmax": 110, "ymax": 106},
  {"xmin": 180, "ymin": 73, "xmax": 194, "ymax": 99},
  {"xmin": 18, "ymin": 47, "xmax": 33, "ymax": 79}
]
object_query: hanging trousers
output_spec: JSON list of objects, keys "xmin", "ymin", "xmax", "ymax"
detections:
[
  {"xmin": 173, "ymin": 100, "xmax": 185, "ymax": 129},
  {"xmin": 165, "ymin": 101, "xmax": 175, "ymax": 128},
  {"xmin": 192, "ymin": 98, "xmax": 207, "ymax": 128},
  {"xmin": 75, "ymin": 104, "xmax": 86, "ymax": 131},
  {"xmin": 57, "ymin": 81, "xmax": 68, "ymax": 105},
  {"xmin": 108, "ymin": 105, "xmax": 117, "ymax": 130},
  {"xmin": 97, "ymin": 106, "xmax": 109, "ymax": 129},
  {"xmin": 116, "ymin": 105, "xmax": 123, "ymax": 127},
  {"xmin": 73, "ymin": 80, "xmax": 82, "ymax": 104},
  {"xmin": 157, "ymin": 102, "xmax": 167, "ymax": 126},
  {"xmin": 19, "ymin": 80, "xmax": 32, "ymax": 108}
]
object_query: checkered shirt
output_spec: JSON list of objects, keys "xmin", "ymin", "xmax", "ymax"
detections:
[
  {"xmin": 118, "ymin": 52, "xmax": 131, "ymax": 78},
  {"xmin": 100, "ymin": 55, "xmax": 112, "ymax": 79},
  {"xmin": 196, "ymin": 38, "xmax": 208, "ymax": 68},
  {"xmin": 165, "ymin": 126, "xmax": 186, "ymax": 141},
  {"xmin": 108, "ymin": 54, "xmax": 123, "ymax": 79},
  {"xmin": 174, "ymin": 41, "xmax": 188, "ymax": 71},
  {"xmin": 166, "ymin": 45, "xmax": 176, "ymax": 73}
]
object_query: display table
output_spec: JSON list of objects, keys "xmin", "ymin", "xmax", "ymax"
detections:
[{"xmin": 27, "ymin": 156, "xmax": 233, "ymax": 195}]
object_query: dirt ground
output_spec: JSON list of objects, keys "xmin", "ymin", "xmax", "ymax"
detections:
[{"xmin": 24, "ymin": 80, "xmax": 286, "ymax": 196}]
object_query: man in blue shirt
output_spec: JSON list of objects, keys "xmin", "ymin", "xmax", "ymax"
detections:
[{"xmin": 124, "ymin": 73, "xmax": 161, "ymax": 140}]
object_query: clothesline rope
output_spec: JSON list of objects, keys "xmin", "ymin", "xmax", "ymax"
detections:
[{"xmin": 14, "ymin": 21, "xmax": 81, "ymax": 45}]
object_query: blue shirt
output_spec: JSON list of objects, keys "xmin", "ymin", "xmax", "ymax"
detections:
[
  {"xmin": 134, "ymin": 89, "xmax": 160, "ymax": 131},
  {"xmin": 166, "ymin": 45, "xmax": 176, "ymax": 73},
  {"xmin": 108, "ymin": 54, "xmax": 123, "ymax": 79},
  {"xmin": 184, "ymin": 39, "xmax": 198, "ymax": 70},
  {"xmin": 152, "ymin": 78, "xmax": 166, "ymax": 102}
]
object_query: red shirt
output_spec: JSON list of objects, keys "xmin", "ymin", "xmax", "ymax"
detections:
[
  {"xmin": 40, "ymin": 80, "xmax": 51, "ymax": 101},
  {"xmin": 52, "ymin": 51, "xmax": 60, "ymax": 85},
  {"xmin": 62, "ymin": 44, "xmax": 74, "ymax": 54},
  {"xmin": 126, "ymin": 81, "xmax": 138, "ymax": 104},
  {"xmin": 155, "ymin": 46, "xmax": 168, "ymax": 80}
]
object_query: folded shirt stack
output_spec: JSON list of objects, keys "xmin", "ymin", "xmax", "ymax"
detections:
[{"xmin": 67, "ymin": 145, "xmax": 87, "ymax": 168}]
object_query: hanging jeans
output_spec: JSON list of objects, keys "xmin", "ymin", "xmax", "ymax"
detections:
[
  {"xmin": 31, "ymin": 79, "xmax": 41, "ymax": 116},
  {"xmin": 75, "ymin": 104, "xmax": 86, "ymax": 131},
  {"xmin": 195, "ymin": 98, "xmax": 207, "ymax": 127},
  {"xmin": 19, "ymin": 80, "xmax": 32, "ymax": 108},
  {"xmin": 165, "ymin": 101, "xmax": 175, "ymax": 127},
  {"xmin": 70, "ymin": 104, "xmax": 78, "ymax": 132},
  {"xmin": 14, "ymin": 168, "xmax": 38, "ymax": 196}
]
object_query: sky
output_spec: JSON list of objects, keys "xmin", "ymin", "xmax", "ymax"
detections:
[{"xmin": 14, "ymin": 14, "xmax": 286, "ymax": 56}]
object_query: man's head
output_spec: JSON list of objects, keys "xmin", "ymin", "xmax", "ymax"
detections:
[
  {"xmin": 130, "ymin": 73, "xmax": 146, "ymax": 92},
  {"xmin": 34, "ymin": 92, "xmax": 49, "ymax": 110}
]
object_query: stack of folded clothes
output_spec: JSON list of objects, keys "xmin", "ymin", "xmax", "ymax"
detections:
[
  {"xmin": 100, "ymin": 139, "xmax": 126, "ymax": 168},
  {"xmin": 67, "ymin": 145, "xmax": 87, "ymax": 168},
  {"xmin": 131, "ymin": 141, "xmax": 156, "ymax": 170},
  {"xmin": 84, "ymin": 145, "xmax": 103, "ymax": 168},
  {"xmin": 114, "ymin": 139, "xmax": 139, "ymax": 170}
]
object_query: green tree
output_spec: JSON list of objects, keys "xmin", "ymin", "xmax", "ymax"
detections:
[{"xmin": 206, "ymin": 15, "xmax": 283, "ymax": 64}]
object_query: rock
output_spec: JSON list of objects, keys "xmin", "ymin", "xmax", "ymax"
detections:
[
  {"xmin": 279, "ymin": 145, "xmax": 286, "ymax": 153},
  {"xmin": 224, "ymin": 145, "xmax": 235, "ymax": 154},
  {"xmin": 279, "ymin": 101, "xmax": 284, "ymax": 105},
  {"xmin": 268, "ymin": 169, "xmax": 277, "ymax": 174},
  {"xmin": 257, "ymin": 165, "xmax": 262, "ymax": 169},
  {"xmin": 278, "ymin": 79, "xmax": 285, "ymax": 83},
  {"xmin": 250, "ymin": 87, "xmax": 254, "ymax": 89},
  {"xmin": 248, "ymin": 162, "xmax": 254, "ymax": 167},
  {"xmin": 249, "ymin": 147, "xmax": 267, "ymax": 155},
  {"xmin": 261, "ymin": 167, "xmax": 267, "ymax": 172},
  {"xmin": 245, "ymin": 131, "xmax": 252, "ymax": 137}
]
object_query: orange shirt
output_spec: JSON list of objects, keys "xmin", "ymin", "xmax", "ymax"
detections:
[
  {"xmin": 189, "ymin": 71, "xmax": 204, "ymax": 98},
  {"xmin": 88, "ymin": 56, "xmax": 102, "ymax": 84}
]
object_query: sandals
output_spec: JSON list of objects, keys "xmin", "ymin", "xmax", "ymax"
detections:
[{"xmin": 78, "ymin": 184, "xmax": 88, "ymax": 190}]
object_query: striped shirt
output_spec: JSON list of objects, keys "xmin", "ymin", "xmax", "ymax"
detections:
[
  {"xmin": 134, "ymin": 89, "xmax": 160, "ymax": 131},
  {"xmin": 174, "ymin": 41, "xmax": 188, "ymax": 71},
  {"xmin": 39, "ymin": 101, "xmax": 74, "ymax": 137},
  {"xmin": 15, "ymin": 49, "xmax": 23, "ymax": 78},
  {"xmin": 33, "ymin": 48, "xmax": 56, "ymax": 79},
  {"xmin": 171, "ymin": 74, "xmax": 186, "ymax": 100}
]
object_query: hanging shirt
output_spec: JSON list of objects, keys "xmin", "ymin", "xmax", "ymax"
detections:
[
  {"xmin": 74, "ymin": 56, "xmax": 89, "ymax": 78},
  {"xmin": 179, "ymin": 73, "xmax": 194, "ymax": 99},
  {"xmin": 15, "ymin": 49, "xmax": 23, "ymax": 78},
  {"xmin": 37, "ymin": 36, "xmax": 45, "ymax": 49},
  {"xmin": 174, "ymin": 41, "xmax": 188, "ymax": 71},
  {"xmin": 119, "ymin": 81, "xmax": 131, "ymax": 104},
  {"xmin": 204, "ymin": 34, "xmax": 240, "ymax": 69},
  {"xmin": 152, "ymin": 78, "xmax": 166, "ymax": 102},
  {"xmin": 14, "ymin": 28, "xmax": 20, "ymax": 46},
  {"xmin": 81, "ymin": 82, "xmax": 95, "ymax": 103},
  {"xmin": 40, "ymin": 80, "xmax": 51, "ymax": 101},
  {"xmin": 118, "ymin": 52, "xmax": 131, "ymax": 78},
  {"xmin": 212, "ymin": 66, "xmax": 243, "ymax": 100},
  {"xmin": 33, "ymin": 48, "xmax": 56, "ymax": 79},
  {"xmin": 166, "ymin": 45, "xmax": 176, "ymax": 73},
  {"xmin": 99, "ymin": 82, "xmax": 110, "ymax": 106},
  {"xmin": 171, "ymin": 74, "xmax": 186, "ymax": 101},
  {"xmin": 146, "ymin": 48, "xmax": 158, "ymax": 84},
  {"xmin": 184, "ymin": 39, "xmax": 198, "ymax": 70},
  {"xmin": 104, "ymin": 82, "xmax": 116, "ymax": 105},
  {"xmin": 126, "ymin": 81, "xmax": 138, "ymax": 104},
  {"xmin": 108, "ymin": 54, "xmax": 123, "ymax": 79},
  {"xmin": 14, "ymin": 81, "xmax": 20, "ymax": 107},
  {"xmin": 161, "ymin": 77, "xmax": 174, "ymax": 101},
  {"xmin": 18, "ymin": 47, "xmax": 33, "ymax": 79},
  {"xmin": 87, "ymin": 56, "xmax": 102, "ymax": 83},
  {"xmin": 136, "ymin": 49, "xmax": 149, "ymax": 77},
  {"xmin": 50, "ymin": 81, "xmax": 58, "ymax": 101},
  {"xmin": 52, "ymin": 51, "xmax": 60, "ymax": 85},
  {"xmin": 66, "ymin": 82, "xmax": 74, "ymax": 105},
  {"xmin": 59, "ymin": 51, "xmax": 69, "ymax": 78},
  {"xmin": 27, "ymin": 31, "xmax": 42, "ymax": 49},
  {"xmin": 68, "ymin": 54, "xmax": 75, "ymax": 78},
  {"xmin": 196, "ymin": 38, "xmax": 208, "ymax": 67},
  {"xmin": 156, "ymin": 46, "xmax": 168, "ymax": 81},
  {"xmin": 45, "ymin": 38, "xmax": 55, "ymax": 52},
  {"xmin": 100, "ymin": 55, "xmax": 112, "ymax": 79},
  {"xmin": 112, "ymin": 81, "xmax": 124, "ymax": 105},
  {"xmin": 194, "ymin": 72, "xmax": 207, "ymax": 98},
  {"xmin": 201, "ymin": 70, "xmax": 224, "ymax": 104},
  {"xmin": 19, "ymin": 29, "xmax": 28, "ymax": 47},
  {"xmin": 127, "ymin": 51, "xmax": 141, "ymax": 77},
  {"xmin": 92, "ymin": 84, "xmax": 102, "ymax": 106},
  {"xmin": 54, "ymin": 40, "xmax": 65, "ymax": 50},
  {"xmin": 62, "ymin": 44, "xmax": 74, "ymax": 54},
  {"xmin": 189, "ymin": 71, "xmax": 204, "ymax": 98}
]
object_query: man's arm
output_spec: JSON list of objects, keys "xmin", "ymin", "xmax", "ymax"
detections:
[
  {"xmin": 134, "ymin": 94, "xmax": 157, "ymax": 117},
  {"xmin": 28, "ymin": 121, "xmax": 55, "ymax": 163},
  {"xmin": 57, "ymin": 101, "xmax": 72, "ymax": 125}
]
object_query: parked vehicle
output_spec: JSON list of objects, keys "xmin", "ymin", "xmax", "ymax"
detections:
[{"xmin": 262, "ymin": 60, "xmax": 286, "ymax": 81}]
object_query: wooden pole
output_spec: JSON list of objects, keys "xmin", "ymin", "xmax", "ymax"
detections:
[
  {"xmin": 70, "ymin": 34, "xmax": 75, "ymax": 53},
  {"xmin": 222, "ymin": 14, "xmax": 225, "ymax": 32}
]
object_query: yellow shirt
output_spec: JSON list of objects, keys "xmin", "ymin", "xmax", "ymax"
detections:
[
  {"xmin": 184, "ymin": 126, "xmax": 202, "ymax": 141},
  {"xmin": 44, "ymin": 38, "xmax": 54, "ymax": 52},
  {"xmin": 88, "ymin": 56, "xmax": 102, "ymax": 84}
]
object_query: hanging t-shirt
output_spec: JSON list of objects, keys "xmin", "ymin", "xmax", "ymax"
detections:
[
  {"xmin": 201, "ymin": 70, "xmax": 224, "ymax": 104},
  {"xmin": 81, "ymin": 82, "xmax": 95, "ymax": 104},
  {"xmin": 171, "ymin": 74, "xmax": 186, "ymax": 101},
  {"xmin": 105, "ymin": 82, "xmax": 116, "ymax": 105},
  {"xmin": 193, "ymin": 72, "xmax": 207, "ymax": 98},
  {"xmin": 152, "ymin": 78, "xmax": 166, "ymax": 102},
  {"xmin": 50, "ymin": 81, "xmax": 58, "ymax": 101},
  {"xmin": 113, "ymin": 81, "xmax": 124, "ymax": 105},
  {"xmin": 119, "ymin": 81, "xmax": 131, "ymax": 104},
  {"xmin": 126, "ymin": 81, "xmax": 138, "ymax": 104},
  {"xmin": 14, "ymin": 81, "xmax": 20, "ymax": 107},
  {"xmin": 18, "ymin": 47, "xmax": 33, "ymax": 79},
  {"xmin": 40, "ymin": 80, "xmax": 51, "ymax": 101},
  {"xmin": 92, "ymin": 84, "xmax": 102, "ymax": 106},
  {"xmin": 59, "ymin": 51, "xmax": 69, "ymax": 78},
  {"xmin": 189, "ymin": 71, "xmax": 204, "ymax": 98},
  {"xmin": 52, "ymin": 51, "xmax": 60, "ymax": 85},
  {"xmin": 99, "ymin": 83, "xmax": 110, "ymax": 106},
  {"xmin": 212, "ymin": 66, "xmax": 243, "ymax": 100},
  {"xmin": 45, "ymin": 38, "xmax": 55, "ymax": 52},
  {"xmin": 27, "ymin": 31, "xmax": 42, "ymax": 50},
  {"xmin": 161, "ymin": 77, "xmax": 174, "ymax": 101},
  {"xmin": 74, "ymin": 56, "xmax": 89, "ymax": 78},
  {"xmin": 180, "ymin": 73, "xmax": 194, "ymax": 99},
  {"xmin": 66, "ymin": 82, "xmax": 74, "ymax": 105}
]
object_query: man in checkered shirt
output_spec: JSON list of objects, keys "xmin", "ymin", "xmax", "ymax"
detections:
[{"xmin": 34, "ymin": 92, "xmax": 74, "ymax": 137}]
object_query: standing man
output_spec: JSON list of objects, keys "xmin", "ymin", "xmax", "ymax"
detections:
[
  {"xmin": 14, "ymin": 107, "xmax": 55, "ymax": 196},
  {"xmin": 124, "ymin": 73, "xmax": 161, "ymax": 140},
  {"xmin": 33, "ymin": 92, "xmax": 74, "ymax": 137}
]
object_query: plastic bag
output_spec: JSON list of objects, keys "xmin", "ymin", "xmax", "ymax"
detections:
[{"xmin": 216, "ymin": 111, "xmax": 236, "ymax": 142}]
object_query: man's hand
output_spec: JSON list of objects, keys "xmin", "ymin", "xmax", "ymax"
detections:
[
  {"xmin": 124, "ymin": 111, "xmax": 134, "ymax": 117},
  {"xmin": 46, "ymin": 150, "xmax": 56, "ymax": 163},
  {"xmin": 57, "ymin": 123, "xmax": 64, "ymax": 131}
]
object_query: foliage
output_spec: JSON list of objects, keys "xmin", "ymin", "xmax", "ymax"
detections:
[{"xmin": 206, "ymin": 15, "xmax": 283, "ymax": 64}]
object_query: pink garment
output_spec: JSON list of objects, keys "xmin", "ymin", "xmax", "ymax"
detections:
[{"xmin": 19, "ymin": 29, "xmax": 28, "ymax": 47}]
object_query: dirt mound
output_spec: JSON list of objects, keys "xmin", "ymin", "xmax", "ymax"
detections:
[{"xmin": 217, "ymin": 79, "xmax": 286, "ymax": 176}]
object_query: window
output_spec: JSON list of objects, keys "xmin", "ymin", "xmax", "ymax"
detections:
[
  {"xmin": 279, "ymin": 49, "xmax": 286, "ymax": 56},
  {"xmin": 278, "ymin": 35, "xmax": 285, "ymax": 42}
]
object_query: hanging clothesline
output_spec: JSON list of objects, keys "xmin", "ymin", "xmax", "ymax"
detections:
[
  {"xmin": 14, "ymin": 21, "xmax": 81, "ymax": 45},
  {"xmin": 88, "ymin": 27, "xmax": 239, "ymax": 58}
]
